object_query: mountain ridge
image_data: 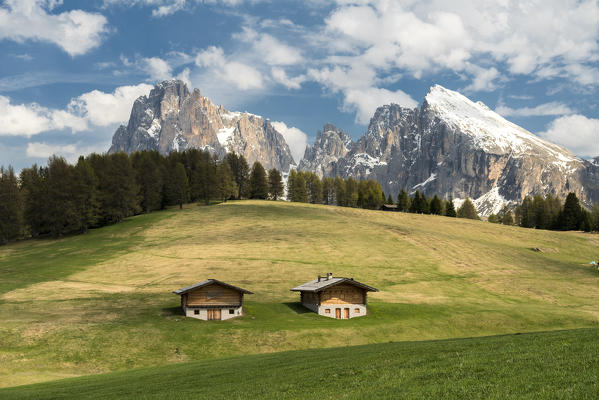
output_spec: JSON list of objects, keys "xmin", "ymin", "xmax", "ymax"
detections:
[{"xmin": 108, "ymin": 81, "xmax": 599, "ymax": 215}]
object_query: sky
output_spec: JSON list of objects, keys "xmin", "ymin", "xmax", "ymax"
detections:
[{"xmin": 1, "ymin": 0, "xmax": 599, "ymax": 170}]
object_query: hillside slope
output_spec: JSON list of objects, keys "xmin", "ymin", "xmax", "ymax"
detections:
[
  {"xmin": 2, "ymin": 328, "xmax": 599, "ymax": 399},
  {"xmin": 1, "ymin": 201, "xmax": 598, "ymax": 387}
]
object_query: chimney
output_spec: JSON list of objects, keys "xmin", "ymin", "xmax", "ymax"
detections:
[
  {"xmin": 326, "ymin": 272, "xmax": 333, "ymax": 280},
  {"xmin": 317, "ymin": 275, "xmax": 322, "ymax": 282}
]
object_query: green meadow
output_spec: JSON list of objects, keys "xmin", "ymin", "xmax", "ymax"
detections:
[{"xmin": 1, "ymin": 200, "xmax": 598, "ymax": 391}]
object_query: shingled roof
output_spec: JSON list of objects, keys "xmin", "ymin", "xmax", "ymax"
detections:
[
  {"xmin": 173, "ymin": 279, "xmax": 253, "ymax": 295},
  {"xmin": 290, "ymin": 275, "xmax": 378, "ymax": 293}
]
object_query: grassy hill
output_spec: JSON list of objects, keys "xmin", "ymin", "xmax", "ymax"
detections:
[
  {"xmin": 1, "ymin": 200, "xmax": 598, "ymax": 388},
  {"xmin": 2, "ymin": 328, "xmax": 599, "ymax": 399}
]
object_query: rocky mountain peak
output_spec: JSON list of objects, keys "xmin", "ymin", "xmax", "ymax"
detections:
[
  {"xmin": 297, "ymin": 123, "xmax": 353, "ymax": 178},
  {"xmin": 109, "ymin": 80, "xmax": 294, "ymax": 171},
  {"xmin": 300, "ymin": 84, "xmax": 599, "ymax": 215}
]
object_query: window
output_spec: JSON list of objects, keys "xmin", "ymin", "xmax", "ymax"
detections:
[
  {"xmin": 194, "ymin": 309, "xmax": 199, "ymax": 315},
  {"xmin": 354, "ymin": 308, "xmax": 360, "ymax": 313},
  {"xmin": 325, "ymin": 309, "xmax": 331, "ymax": 314},
  {"xmin": 229, "ymin": 309, "xmax": 235, "ymax": 314}
]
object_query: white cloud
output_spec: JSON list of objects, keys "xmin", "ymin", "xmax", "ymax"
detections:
[
  {"xmin": 26, "ymin": 142, "xmax": 77, "ymax": 158},
  {"xmin": 496, "ymin": 102, "xmax": 576, "ymax": 118},
  {"xmin": 538, "ymin": 115, "xmax": 599, "ymax": 158},
  {"xmin": 142, "ymin": 57, "xmax": 173, "ymax": 81},
  {"xmin": 271, "ymin": 68, "xmax": 305, "ymax": 89},
  {"xmin": 26, "ymin": 141, "xmax": 107, "ymax": 162},
  {"xmin": 271, "ymin": 121, "xmax": 308, "ymax": 163},
  {"xmin": 195, "ymin": 46, "xmax": 264, "ymax": 90},
  {"xmin": 0, "ymin": 95, "xmax": 87, "ymax": 137},
  {"xmin": 0, "ymin": 83, "xmax": 153, "ymax": 137},
  {"xmin": 342, "ymin": 87, "xmax": 418, "ymax": 125},
  {"xmin": 0, "ymin": 0, "xmax": 109, "ymax": 56},
  {"xmin": 153, "ymin": 0, "xmax": 186, "ymax": 16},
  {"xmin": 68, "ymin": 83, "xmax": 154, "ymax": 127},
  {"xmin": 235, "ymin": 29, "xmax": 304, "ymax": 66}
]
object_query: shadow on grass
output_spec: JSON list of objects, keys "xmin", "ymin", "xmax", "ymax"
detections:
[
  {"xmin": 284, "ymin": 302, "xmax": 311, "ymax": 314},
  {"xmin": 162, "ymin": 306, "xmax": 183, "ymax": 316}
]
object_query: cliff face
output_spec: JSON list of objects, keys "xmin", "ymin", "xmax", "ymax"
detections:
[
  {"xmin": 300, "ymin": 85, "xmax": 599, "ymax": 215},
  {"xmin": 108, "ymin": 80, "xmax": 295, "ymax": 171}
]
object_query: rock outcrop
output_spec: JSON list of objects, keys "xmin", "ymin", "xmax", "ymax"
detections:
[{"xmin": 108, "ymin": 80, "xmax": 295, "ymax": 171}]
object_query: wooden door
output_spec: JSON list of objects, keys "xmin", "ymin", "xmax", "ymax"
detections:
[
  {"xmin": 208, "ymin": 309, "xmax": 221, "ymax": 320},
  {"xmin": 335, "ymin": 308, "xmax": 341, "ymax": 319},
  {"xmin": 344, "ymin": 308, "xmax": 350, "ymax": 319}
]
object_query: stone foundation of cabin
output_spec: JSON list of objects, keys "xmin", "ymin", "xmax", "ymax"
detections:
[
  {"xmin": 317, "ymin": 304, "xmax": 367, "ymax": 319},
  {"xmin": 301, "ymin": 302, "xmax": 367, "ymax": 319},
  {"xmin": 184, "ymin": 306, "xmax": 243, "ymax": 321}
]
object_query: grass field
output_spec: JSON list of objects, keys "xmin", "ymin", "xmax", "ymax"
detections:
[
  {"xmin": 1, "ymin": 200, "xmax": 598, "ymax": 388},
  {"xmin": 2, "ymin": 328, "xmax": 599, "ymax": 399}
]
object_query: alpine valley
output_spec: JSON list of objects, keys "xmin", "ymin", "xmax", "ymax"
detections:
[{"xmin": 109, "ymin": 80, "xmax": 599, "ymax": 215}]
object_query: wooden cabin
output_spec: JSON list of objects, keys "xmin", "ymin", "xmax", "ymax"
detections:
[
  {"xmin": 291, "ymin": 273, "xmax": 378, "ymax": 319},
  {"xmin": 173, "ymin": 279, "xmax": 253, "ymax": 321}
]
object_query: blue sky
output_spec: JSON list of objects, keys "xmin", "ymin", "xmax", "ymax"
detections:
[{"xmin": 1, "ymin": 0, "xmax": 599, "ymax": 169}]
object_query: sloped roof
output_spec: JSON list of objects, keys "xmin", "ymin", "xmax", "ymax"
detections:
[
  {"xmin": 290, "ymin": 277, "xmax": 378, "ymax": 292},
  {"xmin": 173, "ymin": 279, "xmax": 253, "ymax": 295}
]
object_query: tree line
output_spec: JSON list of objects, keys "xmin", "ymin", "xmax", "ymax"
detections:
[
  {"xmin": 0, "ymin": 150, "xmax": 284, "ymax": 244},
  {"xmin": 489, "ymin": 192, "xmax": 599, "ymax": 232},
  {"xmin": 286, "ymin": 171, "xmax": 480, "ymax": 219}
]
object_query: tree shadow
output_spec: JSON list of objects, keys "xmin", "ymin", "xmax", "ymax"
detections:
[
  {"xmin": 284, "ymin": 302, "xmax": 311, "ymax": 314},
  {"xmin": 162, "ymin": 306, "xmax": 183, "ymax": 316}
]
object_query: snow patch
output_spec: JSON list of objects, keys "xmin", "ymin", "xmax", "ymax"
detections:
[
  {"xmin": 473, "ymin": 187, "xmax": 508, "ymax": 216},
  {"xmin": 146, "ymin": 118, "xmax": 161, "ymax": 139},
  {"xmin": 349, "ymin": 153, "xmax": 387, "ymax": 175},
  {"xmin": 412, "ymin": 173, "xmax": 437, "ymax": 190},
  {"xmin": 217, "ymin": 126, "xmax": 235, "ymax": 146}
]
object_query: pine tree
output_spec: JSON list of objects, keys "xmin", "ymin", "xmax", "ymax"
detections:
[
  {"xmin": 0, "ymin": 166, "xmax": 23, "ymax": 243},
  {"xmin": 457, "ymin": 198, "xmax": 479, "ymax": 220},
  {"xmin": 167, "ymin": 162, "xmax": 190, "ymax": 208},
  {"xmin": 304, "ymin": 172, "xmax": 323, "ymax": 204},
  {"xmin": 20, "ymin": 165, "xmax": 48, "ymax": 237},
  {"xmin": 333, "ymin": 177, "xmax": 346, "ymax": 206},
  {"xmin": 91, "ymin": 153, "xmax": 139, "ymax": 224},
  {"xmin": 502, "ymin": 209, "xmax": 514, "ymax": 225},
  {"xmin": 488, "ymin": 214, "xmax": 499, "ymax": 223},
  {"xmin": 581, "ymin": 209, "xmax": 592, "ymax": 232},
  {"xmin": 322, "ymin": 177, "xmax": 335, "ymax": 205},
  {"xmin": 132, "ymin": 151, "xmax": 164, "ymax": 213},
  {"xmin": 445, "ymin": 198, "xmax": 457, "ymax": 217},
  {"xmin": 559, "ymin": 192, "xmax": 583, "ymax": 230},
  {"xmin": 429, "ymin": 195, "xmax": 443, "ymax": 215},
  {"xmin": 292, "ymin": 172, "xmax": 308, "ymax": 202},
  {"xmin": 225, "ymin": 152, "xmax": 249, "ymax": 199},
  {"xmin": 519, "ymin": 197, "xmax": 535, "ymax": 228},
  {"xmin": 72, "ymin": 157, "xmax": 99, "ymax": 232},
  {"xmin": 249, "ymin": 161, "xmax": 268, "ymax": 199},
  {"xmin": 398, "ymin": 189, "xmax": 410, "ymax": 212},
  {"xmin": 45, "ymin": 156, "xmax": 77, "ymax": 236},
  {"xmin": 345, "ymin": 178, "xmax": 359, "ymax": 207},
  {"xmin": 592, "ymin": 204, "xmax": 599, "ymax": 232},
  {"xmin": 410, "ymin": 192, "xmax": 420, "ymax": 213},
  {"xmin": 267, "ymin": 168, "xmax": 284, "ymax": 200},
  {"xmin": 533, "ymin": 195, "xmax": 549, "ymax": 229},
  {"xmin": 387, "ymin": 193, "xmax": 394, "ymax": 205},
  {"xmin": 287, "ymin": 169, "xmax": 297, "ymax": 201}
]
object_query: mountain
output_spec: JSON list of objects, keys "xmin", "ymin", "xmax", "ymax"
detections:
[
  {"xmin": 108, "ymin": 80, "xmax": 295, "ymax": 171},
  {"xmin": 300, "ymin": 85, "xmax": 599, "ymax": 215},
  {"xmin": 297, "ymin": 123, "xmax": 353, "ymax": 177}
]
